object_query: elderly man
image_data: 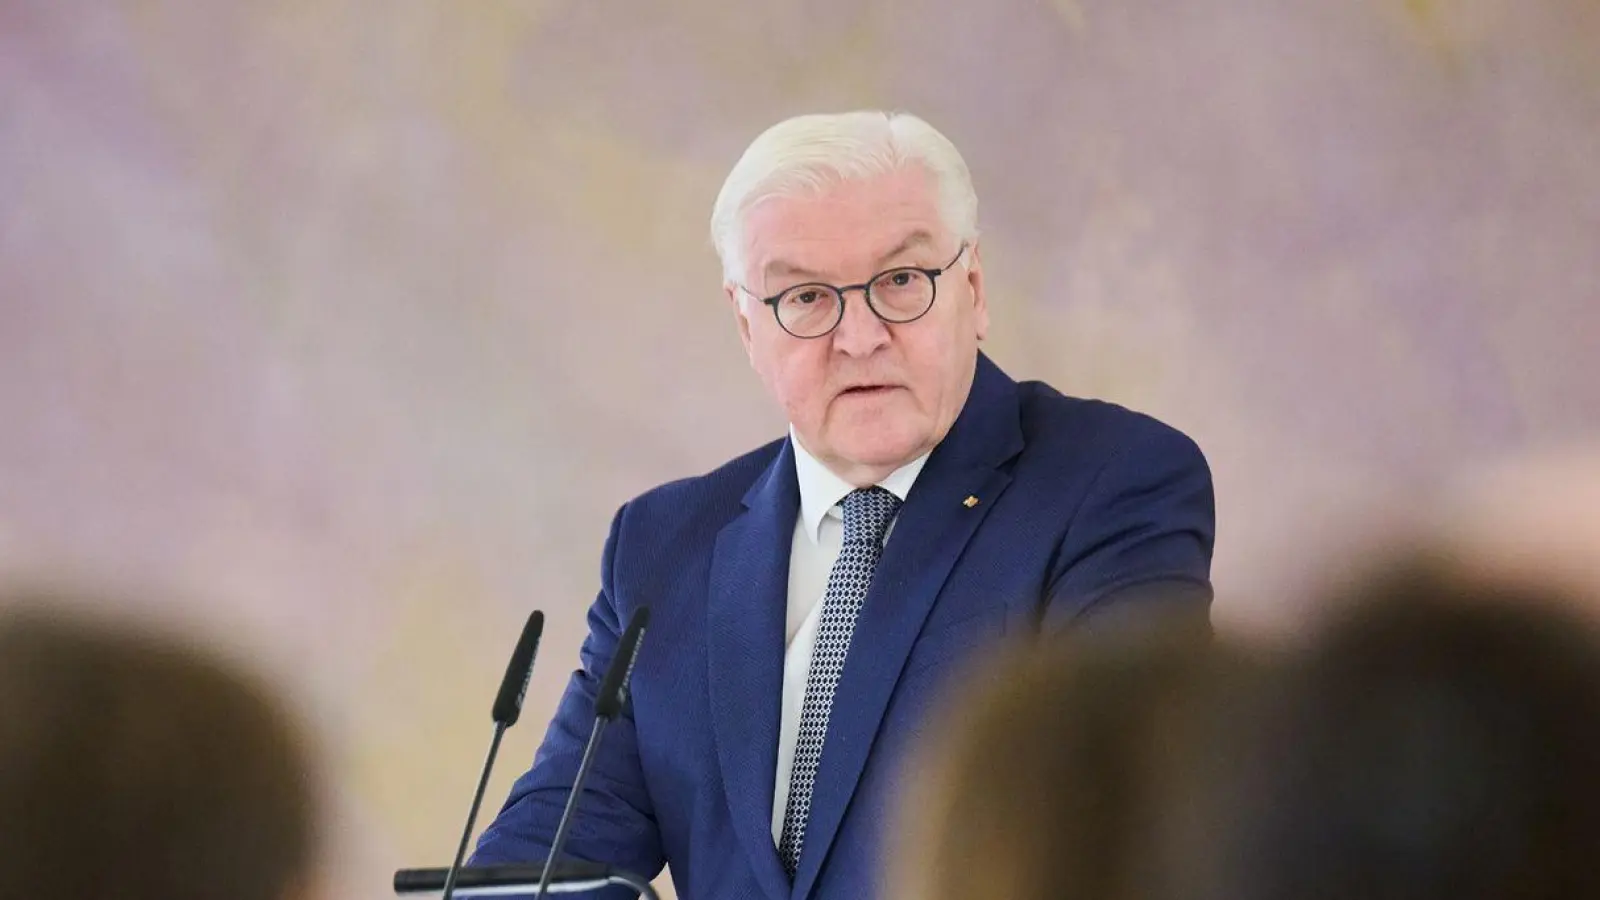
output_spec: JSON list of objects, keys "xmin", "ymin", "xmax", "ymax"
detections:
[{"xmin": 472, "ymin": 110, "xmax": 1216, "ymax": 900}]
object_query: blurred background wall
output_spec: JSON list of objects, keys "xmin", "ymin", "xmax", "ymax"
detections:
[{"xmin": 2, "ymin": 0, "xmax": 1597, "ymax": 896}]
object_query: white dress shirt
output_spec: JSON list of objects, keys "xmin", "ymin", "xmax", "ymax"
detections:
[{"xmin": 771, "ymin": 427, "xmax": 930, "ymax": 843}]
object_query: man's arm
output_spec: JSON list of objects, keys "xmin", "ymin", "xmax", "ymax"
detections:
[
  {"xmin": 470, "ymin": 503, "xmax": 665, "ymax": 895},
  {"xmin": 1044, "ymin": 419, "xmax": 1217, "ymax": 634}
]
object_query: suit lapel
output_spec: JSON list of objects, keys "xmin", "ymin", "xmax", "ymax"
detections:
[
  {"xmin": 791, "ymin": 353, "xmax": 1025, "ymax": 900},
  {"xmin": 706, "ymin": 441, "xmax": 799, "ymax": 900}
]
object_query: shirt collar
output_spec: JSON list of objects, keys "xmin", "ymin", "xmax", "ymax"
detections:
[{"xmin": 789, "ymin": 425, "xmax": 930, "ymax": 545}]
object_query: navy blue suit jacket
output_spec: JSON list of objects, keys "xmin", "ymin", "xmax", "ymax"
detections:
[{"xmin": 472, "ymin": 352, "xmax": 1215, "ymax": 900}]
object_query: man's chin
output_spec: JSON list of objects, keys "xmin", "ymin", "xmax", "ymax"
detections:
[{"xmin": 834, "ymin": 433, "xmax": 928, "ymax": 472}]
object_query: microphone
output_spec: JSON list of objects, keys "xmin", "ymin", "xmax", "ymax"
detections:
[
  {"xmin": 533, "ymin": 606, "xmax": 651, "ymax": 900},
  {"xmin": 440, "ymin": 610, "xmax": 545, "ymax": 900},
  {"xmin": 492, "ymin": 611, "xmax": 545, "ymax": 727},
  {"xmin": 595, "ymin": 606, "xmax": 650, "ymax": 720}
]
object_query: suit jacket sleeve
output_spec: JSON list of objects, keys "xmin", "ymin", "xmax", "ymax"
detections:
[
  {"xmin": 470, "ymin": 502, "xmax": 665, "ymax": 897},
  {"xmin": 1044, "ymin": 418, "xmax": 1217, "ymax": 633}
]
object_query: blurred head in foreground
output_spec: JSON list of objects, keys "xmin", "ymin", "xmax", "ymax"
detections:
[
  {"xmin": 0, "ymin": 589, "xmax": 321, "ymax": 900},
  {"xmin": 1173, "ymin": 555, "xmax": 1600, "ymax": 900},
  {"xmin": 888, "ymin": 616, "xmax": 1251, "ymax": 900}
]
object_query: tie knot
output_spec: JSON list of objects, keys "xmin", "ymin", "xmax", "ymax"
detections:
[{"xmin": 841, "ymin": 486, "xmax": 902, "ymax": 546}]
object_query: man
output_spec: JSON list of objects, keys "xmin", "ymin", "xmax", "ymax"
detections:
[{"xmin": 472, "ymin": 110, "xmax": 1215, "ymax": 900}]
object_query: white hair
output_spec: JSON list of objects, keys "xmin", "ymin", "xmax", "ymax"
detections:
[{"xmin": 709, "ymin": 110, "xmax": 980, "ymax": 286}]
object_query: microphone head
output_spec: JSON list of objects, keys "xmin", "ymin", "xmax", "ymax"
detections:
[
  {"xmin": 492, "ymin": 610, "xmax": 545, "ymax": 726},
  {"xmin": 595, "ymin": 606, "xmax": 650, "ymax": 721}
]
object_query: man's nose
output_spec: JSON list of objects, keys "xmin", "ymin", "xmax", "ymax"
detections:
[{"xmin": 831, "ymin": 288, "xmax": 891, "ymax": 357}]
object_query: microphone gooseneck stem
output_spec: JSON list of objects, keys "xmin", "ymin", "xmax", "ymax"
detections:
[
  {"xmin": 441, "ymin": 722, "xmax": 508, "ymax": 900},
  {"xmin": 534, "ymin": 716, "xmax": 610, "ymax": 900},
  {"xmin": 611, "ymin": 870, "xmax": 663, "ymax": 900}
]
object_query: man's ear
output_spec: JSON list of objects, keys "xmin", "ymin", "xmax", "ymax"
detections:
[
  {"xmin": 965, "ymin": 241, "xmax": 989, "ymax": 342},
  {"xmin": 726, "ymin": 283, "xmax": 756, "ymax": 366}
]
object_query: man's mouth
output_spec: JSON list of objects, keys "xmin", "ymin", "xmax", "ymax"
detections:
[{"xmin": 839, "ymin": 384, "xmax": 896, "ymax": 396}]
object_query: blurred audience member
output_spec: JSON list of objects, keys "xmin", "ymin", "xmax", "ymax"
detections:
[
  {"xmin": 0, "ymin": 588, "xmax": 322, "ymax": 900},
  {"xmin": 1171, "ymin": 555, "xmax": 1600, "ymax": 900}
]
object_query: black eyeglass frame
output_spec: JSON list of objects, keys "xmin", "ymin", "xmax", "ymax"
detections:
[{"xmin": 740, "ymin": 243, "xmax": 970, "ymax": 339}]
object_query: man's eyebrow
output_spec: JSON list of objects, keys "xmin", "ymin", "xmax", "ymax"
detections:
[
  {"xmin": 763, "ymin": 259, "xmax": 824, "ymax": 281},
  {"xmin": 760, "ymin": 231, "xmax": 941, "ymax": 284},
  {"xmin": 874, "ymin": 230, "xmax": 938, "ymax": 267}
]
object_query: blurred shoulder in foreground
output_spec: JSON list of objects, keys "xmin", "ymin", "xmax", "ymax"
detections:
[{"xmin": 888, "ymin": 606, "xmax": 1259, "ymax": 900}]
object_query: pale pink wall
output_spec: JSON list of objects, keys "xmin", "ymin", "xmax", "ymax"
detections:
[{"xmin": 2, "ymin": 1, "xmax": 1597, "ymax": 897}]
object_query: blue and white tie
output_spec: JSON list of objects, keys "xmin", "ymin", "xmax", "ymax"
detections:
[{"xmin": 777, "ymin": 486, "xmax": 902, "ymax": 878}]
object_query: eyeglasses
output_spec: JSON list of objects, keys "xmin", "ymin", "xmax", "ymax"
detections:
[{"xmin": 739, "ymin": 243, "xmax": 970, "ymax": 339}]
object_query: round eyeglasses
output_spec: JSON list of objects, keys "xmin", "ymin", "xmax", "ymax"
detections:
[{"xmin": 742, "ymin": 243, "xmax": 969, "ymax": 339}]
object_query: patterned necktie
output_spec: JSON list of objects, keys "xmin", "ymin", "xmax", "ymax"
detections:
[{"xmin": 778, "ymin": 486, "xmax": 903, "ymax": 878}]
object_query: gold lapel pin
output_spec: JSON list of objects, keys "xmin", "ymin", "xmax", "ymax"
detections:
[{"xmin": 963, "ymin": 495, "xmax": 980, "ymax": 508}]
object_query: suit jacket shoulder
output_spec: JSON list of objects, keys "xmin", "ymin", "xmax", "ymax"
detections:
[
  {"xmin": 600, "ymin": 436, "xmax": 791, "ymax": 595},
  {"xmin": 1013, "ymin": 378, "xmax": 1209, "ymax": 475},
  {"xmin": 618, "ymin": 436, "xmax": 783, "ymax": 525}
]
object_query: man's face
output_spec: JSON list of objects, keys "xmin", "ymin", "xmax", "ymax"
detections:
[{"xmin": 726, "ymin": 165, "xmax": 989, "ymax": 485}]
